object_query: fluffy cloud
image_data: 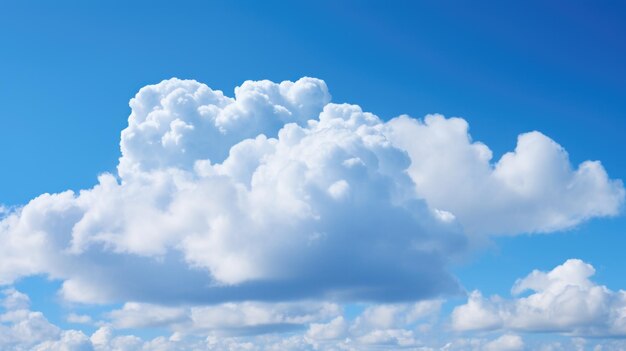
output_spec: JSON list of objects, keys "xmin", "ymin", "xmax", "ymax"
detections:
[
  {"xmin": 119, "ymin": 77, "xmax": 331, "ymax": 176},
  {"xmin": 0, "ymin": 288, "xmax": 65, "ymax": 350},
  {"xmin": 306, "ymin": 316, "xmax": 348, "ymax": 341},
  {"xmin": 386, "ymin": 115, "xmax": 624, "ymax": 235},
  {"xmin": 451, "ymin": 259, "xmax": 626, "ymax": 336},
  {"xmin": 349, "ymin": 299, "xmax": 443, "ymax": 334},
  {"xmin": 3, "ymin": 287, "xmax": 626, "ymax": 351},
  {"xmin": 0, "ymin": 288, "xmax": 440, "ymax": 350},
  {"xmin": 33, "ymin": 330, "xmax": 93, "ymax": 351},
  {"xmin": 0, "ymin": 77, "xmax": 622, "ymax": 308},
  {"xmin": 104, "ymin": 298, "xmax": 440, "ymax": 347}
]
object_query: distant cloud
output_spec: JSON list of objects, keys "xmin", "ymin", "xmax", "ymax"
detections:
[
  {"xmin": 66, "ymin": 313, "xmax": 93, "ymax": 325},
  {"xmin": 452, "ymin": 259, "xmax": 626, "ymax": 336},
  {"xmin": 0, "ymin": 289, "xmax": 63, "ymax": 350},
  {"xmin": 1, "ymin": 283, "xmax": 625, "ymax": 350},
  {"xmin": 441, "ymin": 334, "xmax": 524, "ymax": 351},
  {"xmin": 0, "ymin": 77, "xmax": 622, "ymax": 309},
  {"xmin": 107, "ymin": 300, "xmax": 340, "ymax": 336}
]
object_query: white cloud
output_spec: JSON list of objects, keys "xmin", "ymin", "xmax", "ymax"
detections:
[
  {"xmin": 451, "ymin": 259, "xmax": 626, "ymax": 336},
  {"xmin": 306, "ymin": 316, "xmax": 348, "ymax": 340},
  {"xmin": 450, "ymin": 291, "xmax": 503, "ymax": 331},
  {"xmin": 1, "ymin": 288, "xmax": 30, "ymax": 311},
  {"xmin": 66, "ymin": 313, "xmax": 93, "ymax": 325},
  {"xmin": 108, "ymin": 303, "xmax": 188, "ymax": 329},
  {"xmin": 33, "ymin": 330, "xmax": 93, "ymax": 351},
  {"xmin": 355, "ymin": 328, "xmax": 420, "ymax": 347},
  {"xmin": 3, "ymin": 287, "xmax": 626, "ymax": 351},
  {"xmin": 0, "ymin": 310, "xmax": 61, "ymax": 349},
  {"xmin": 106, "ymin": 300, "xmax": 341, "ymax": 337},
  {"xmin": 441, "ymin": 334, "xmax": 524, "ymax": 351},
  {"xmin": 89, "ymin": 327, "xmax": 111, "ymax": 349},
  {"xmin": 484, "ymin": 334, "xmax": 524, "ymax": 351},
  {"xmin": 105, "ymin": 299, "xmax": 440, "ymax": 348},
  {"xmin": 101, "ymin": 298, "xmax": 443, "ymax": 349},
  {"xmin": 350, "ymin": 299, "xmax": 443, "ymax": 334},
  {"xmin": 386, "ymin": 115, "xmax": 624, "ymax": 235},
  {"xmin": 189, "ymin": 301, "xmax": 340, "ymax": 335},
  {"xmin": 0, "ymin": 289, "xmax": 61, "ymax": 350},
  {"xmin": 0, "ymin": 77, "xmax": 621, "ymax": 309},
  {"xmin": 118, "ymin": 77, "xmax": 331, "ymax": 177}
]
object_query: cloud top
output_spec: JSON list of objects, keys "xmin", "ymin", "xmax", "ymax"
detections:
[{"xmin": 119, "ymin": 77, "xmax": 331, "ymax": 176}]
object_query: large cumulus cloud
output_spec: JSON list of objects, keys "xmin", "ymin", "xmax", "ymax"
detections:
[{"xmin": 0, "ymin": 77, "xmax": 622, "ymax": 306}]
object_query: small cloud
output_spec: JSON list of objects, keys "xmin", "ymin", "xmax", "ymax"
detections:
[
  {"xmin": 66, "ymin": 313, "xmax": 93, "ymax": 325},
  {"xmin": 452, "ymin": 259, "xmax": 626, "ymax": 337}
]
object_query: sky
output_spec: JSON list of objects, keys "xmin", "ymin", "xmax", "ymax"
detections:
[{"xmin": 0, "ymin": 1, "xmax": 625, "ymax": 350}]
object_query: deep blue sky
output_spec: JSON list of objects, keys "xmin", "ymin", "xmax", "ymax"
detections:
[
  {"xmin": 2, "ymin": 1, "xmax": 624, "ymax": 205},
  {"xmin": 1, "ymin": 0, "xmax": 625, "ymax": 333}
]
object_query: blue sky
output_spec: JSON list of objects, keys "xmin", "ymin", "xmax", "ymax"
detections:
[{"xmin": 1, "ymin": 1, "xmax": 625, "ymax": 350}]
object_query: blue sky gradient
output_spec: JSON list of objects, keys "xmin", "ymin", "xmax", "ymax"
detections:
[{"xmin": 1, "ymin": 1, "xmax": 625, "ymax": 350}]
